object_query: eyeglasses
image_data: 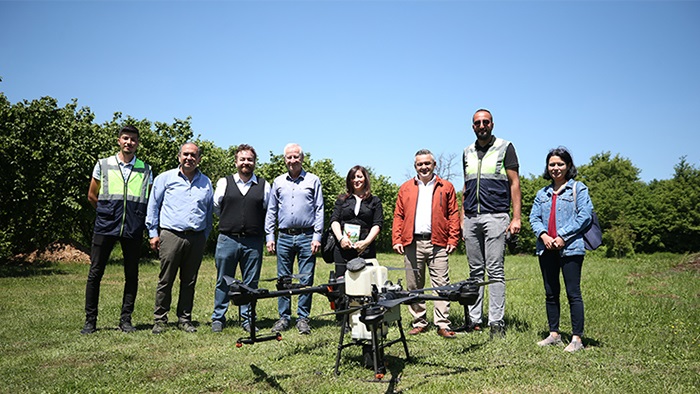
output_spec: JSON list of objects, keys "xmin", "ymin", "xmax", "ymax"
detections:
[{"xmin": 473, "ymin": 119, "xmax": 491, "ymax": 127}]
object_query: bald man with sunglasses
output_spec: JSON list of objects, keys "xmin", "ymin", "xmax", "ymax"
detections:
[{"xmin": 461, "ymin": 108, "xmax": 521, "ymax": 339}]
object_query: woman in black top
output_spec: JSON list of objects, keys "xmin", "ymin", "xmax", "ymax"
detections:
[{"xmin": 330, "ymin": 165, "xmax": 384, "ymax": 279}]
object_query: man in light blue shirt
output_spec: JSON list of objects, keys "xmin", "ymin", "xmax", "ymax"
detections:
[
  {"xmin": 146, "ymin": 142, "xmax": 213, "ymax": 334},
  {"xmin": 264, "ymin": 143, "xmax": 324, "ymax": 335}
]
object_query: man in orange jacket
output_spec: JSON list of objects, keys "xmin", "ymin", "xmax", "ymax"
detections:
[{"xmin": 392, "ymin": 149, "xmax": 462, "ymax": 338}]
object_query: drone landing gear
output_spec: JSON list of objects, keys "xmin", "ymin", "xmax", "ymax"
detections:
[
  {"xmin": 333, "ymin": 310, "xmax": 409, "ymax": 380},
  {"xmin": 235, "ymin": 299, "xmax": 283, "ymax": 347}
]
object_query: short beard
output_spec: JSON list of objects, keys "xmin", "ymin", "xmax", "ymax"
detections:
[{"xmin": 476, "ymin": 132, "xmax": 491, "ymax": 141}]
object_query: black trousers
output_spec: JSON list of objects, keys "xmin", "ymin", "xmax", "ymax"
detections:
[
  {"xmin": 538, "ymin": 251, "xmax": 585, "ymax": 337},
  {"xmin": 84, "ymin": 233, "xmax": 142, "ymax": 323}
]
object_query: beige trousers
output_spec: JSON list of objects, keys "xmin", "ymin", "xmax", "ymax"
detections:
[{"xmin": 404, "ymin": 239, "xmax": 451, "ymax": 329}]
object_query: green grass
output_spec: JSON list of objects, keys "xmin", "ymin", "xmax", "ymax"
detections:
[{"xmin": 0, "ymin": 251, "xmax": 698, "ymax": 393}]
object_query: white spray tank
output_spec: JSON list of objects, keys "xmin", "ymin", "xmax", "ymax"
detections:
[
  {"xmin": 345, "ymin": 258, "xmax": 388, "ymax": 297},
  {"xmin": 344, "ymin": 258, "xmax": 391, "ymax": 339}
]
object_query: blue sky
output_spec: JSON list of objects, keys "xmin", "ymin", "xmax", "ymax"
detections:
[{"xmin": 2, "ymin": 1, "xmax": 699, "ymax": 184}]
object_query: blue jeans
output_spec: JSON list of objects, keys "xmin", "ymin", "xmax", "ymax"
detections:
[
  {"xmin": 539, "ymin": 251, "xmax": 585, "ymax": 337},
  {"xmin": 276, "ymin": 232, "xmax": 315, "ymax": 320},
  {"xmin": 211, "ymin": 233, "xmax": 263, "ymax": 325}
]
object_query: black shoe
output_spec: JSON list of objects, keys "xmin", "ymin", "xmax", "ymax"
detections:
[
  {"xmin": 271, "ymin": 318, "xmax": 290, "ymax": 333},
  {"xmin": 152, "ymin": 322, "xmax": 166, "ymax": 334},
  {"xmin": 81, "ymin": 321, "xmax": 96, "ymax": 335},
  {"xmin": 454, "ymin": 319, "xmax": 482, "ymax": 333},
  {"xmin": 489, "ymin": 322, "xmax": 506, "ymax": 339},
  {"xmin": 296, "ymin": 318, "xmax": 311, "ymax": 335},
  {"xmin": 178, "ymin": 321, "xmax": 197, "ymax": 333},
  {"xmin": 119, "ymin": 320, "xmax": 136, "ymax": 333},
  {"xmin": 242, "ymin": 322, "xmax": 259, "ymax": 334},
  {"xmin": 211, "ymin": 321, "xmax": 224, "ymax": 333}
]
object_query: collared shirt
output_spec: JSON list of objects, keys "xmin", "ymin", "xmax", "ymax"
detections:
[
  {"xmin": 146, "ymin": 167, "xmax": 214, "ymax": 239},
  {"xmin": 414, "ymin": 175, "xmax": 436, "ymax": 234},
  {"xmin": 92, "ymin": 154, "xmax": 153, "ymax": 183},
  {"xmin": 473, "ymin": 135, "xmax": 519, "ymax": 170},
  {"xmin": 264, "ymin": 169, "xmax": 324, "ymax": 242},
  {"xmin": 213, "ymin": 173, "xmax": 271, "ymax": 216}
]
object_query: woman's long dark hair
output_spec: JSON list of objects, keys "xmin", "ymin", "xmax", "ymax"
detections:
[
  {"xmin": 343, "ymin": 165, "xmax": 372, "ymax": 199},
  {"xmin": 543, "ymin": 146, "xmax": 578, "ymax": 181}
]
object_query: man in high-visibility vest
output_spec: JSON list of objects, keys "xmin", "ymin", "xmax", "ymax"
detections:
[
  {"xmin": 82, "ymin": 125, "xmax": 152, "ymax": 334},
  {"xmin": 461, "ymin": 109, "xmax": 521, "ymax": 338}
]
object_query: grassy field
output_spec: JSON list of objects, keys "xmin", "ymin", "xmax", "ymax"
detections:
[{"xmin": 0, "ymin": 251, "xmax": 698, "ymax": 394}]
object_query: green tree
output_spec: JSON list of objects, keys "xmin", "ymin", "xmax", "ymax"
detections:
[
  {"xmin": 256, "ymin": 150, "xmax": 287, "ymax": 183},
  {"xmin": 647, "ymin": 157, "xmax": 700, "ymax": 253},
  {"xmin": 367, "ymin": 169, "xmax": 399, "ymax": 253},
  {"xmin": 519, "ymin": 174, "xmax": 550, "ymax": 254},
  {"xmin": 197, "ymin": 142, "xmax": 236, "ymax": 183},
  {"xmin": 578, "ymin": 152, "xmax": 647, "ymax": 256},
  {"xmin": 0, "ymin": 95, "xmax": 101, "ymax": 259}
]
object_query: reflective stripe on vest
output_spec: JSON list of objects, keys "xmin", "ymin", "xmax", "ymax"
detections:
[
  {"xmin": 98, "ymin": 156, "xmax": 150, "ymax": 204},
  {"xmin": 463, "ymin": 138, "xmax": 508, "ymax": 181},
  {"xmin": 463, "ymin": 138, "xmax": 510, "ymax": 214}
]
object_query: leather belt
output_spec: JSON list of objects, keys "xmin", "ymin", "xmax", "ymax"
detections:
[
  {"xmin": 414, "ymin": 233, "xmax": 432, "ymax": 240},
  {"xmin": 279, "ymin": 228, "xmax": 314, "ymax": 235},
  {"xmin": 167, "ymin": 229, "xmax": 202, "ymax": 236},
  {"xmin": 222, "ymin": 231, "xmax": 257, "ymax": 238}
]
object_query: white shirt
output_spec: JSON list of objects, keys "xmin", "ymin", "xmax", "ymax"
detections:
[
  {"xmin": 213, "ymin": 173, "xmax": 271, "ymax": 216},
  {"xmin": 414, "ymin": 175, "xmax": 435, "ymax": 234}
]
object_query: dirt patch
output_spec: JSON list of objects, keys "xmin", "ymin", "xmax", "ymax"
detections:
[
  {"xmin": 11, "ymin": 239, "xmax": 90, "ymax": 264},
  {"xmin": 672, "ymin": 254, "xmax": 700, "ymax": 273}
]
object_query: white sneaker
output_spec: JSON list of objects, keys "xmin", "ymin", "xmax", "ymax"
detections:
[
  {"xmin": 537, "ymin": 334, "xmax": 563, "ymax": 346},
  {"xmin": 564, "ymin": 339, "xmax": 584, "ymax": 352}
]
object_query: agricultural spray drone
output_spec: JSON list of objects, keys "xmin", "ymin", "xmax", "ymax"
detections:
[{"xmin": 226, "ymin": 257, "xmax": 496, "ymax": 380}]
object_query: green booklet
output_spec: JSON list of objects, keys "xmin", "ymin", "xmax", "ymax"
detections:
[{"xmin": 344, "ymin": 223, "xmax": 361, "ymax": 244}]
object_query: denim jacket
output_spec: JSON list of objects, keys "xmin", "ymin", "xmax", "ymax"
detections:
[{"xmin": 530, "ymin": 179, "xmax": 594, "ymax": 256}]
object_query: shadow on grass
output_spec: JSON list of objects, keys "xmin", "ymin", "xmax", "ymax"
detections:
[
  {"xmin": 396, "ymin": 359, "xmax": 505, "ymax": 392},
  {"xmin": 442, "ymin": 305, "xmax": 532, "ymax": 334},
  {"xmin": 0, "ymin": 261, "xmax": 70, "ymax": 278},
  {"xmin": 535, "ymin": 329, "xmax": 602, "ymax": 349},
  {"xmin": 505, "ymin": 314, "xmax": 531, "ymax": 332},
  {"xmin": 0, "ymin": 257, "xmax": 159, "ymax": 278},
  {"xmin": 250, "ymin": 364, "xmax": 288, "ymax": 393}
]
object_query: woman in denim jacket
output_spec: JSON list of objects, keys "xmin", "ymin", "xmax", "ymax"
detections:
[{"xmin": 529, "ymin": 147, "xmax": 593, "ymax": 352}]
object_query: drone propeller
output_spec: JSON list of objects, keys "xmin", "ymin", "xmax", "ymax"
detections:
[
  {"xmin": 376, "ymin": 293, "xmax": 417, "ymax": 309},
  {"xmin": 335, "ymin": 262, "xmax": 418, "ymax": 272},
  {"xmin": 316, "ymin": 305, "xmax": 365, "ymax": 317},
  {"xmin": 386, "ymin": 267, "xmax": 419, "ymax": 272},
  {"xmin": 223, "ymin": 275, "xmax": 241, "ymax": 286},
  {"xmin": 259, "ymin": 273, "xmax": 311, "ymax": 282},
  {"xmin": 412, "ymin": 278, "xmax": 509, "ymax": 293}
]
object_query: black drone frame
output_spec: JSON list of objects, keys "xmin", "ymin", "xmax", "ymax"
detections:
[
  {"xmin": 227, "ymin": 273, "xmax": 494, "ymax": 380},
  {"xmin": 226, "ymin": 272, "xmax": 344, "ymax": 346}
]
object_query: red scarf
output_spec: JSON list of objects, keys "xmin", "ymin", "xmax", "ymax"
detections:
[{"xmin": 547, "ymin": 193, "xmax": 558, "ymax": 238}]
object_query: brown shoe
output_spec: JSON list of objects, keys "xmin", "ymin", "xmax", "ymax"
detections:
[
  {"xmin": 437, "ymin": 328, "xmax": 457, "ymax": 339},
  {"xmin": 408, "ymin": 326, "xmax": 427, "ymax": 335}
]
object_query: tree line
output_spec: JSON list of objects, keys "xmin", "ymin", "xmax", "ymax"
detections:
[{"xmin": 1, "ymin": 94, "xmax": 699, "ymax": 262}]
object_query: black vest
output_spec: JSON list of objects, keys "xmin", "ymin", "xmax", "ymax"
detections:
[{"xmin": 218, "ymin": 175, "xmax": 266, "ymax": 236}]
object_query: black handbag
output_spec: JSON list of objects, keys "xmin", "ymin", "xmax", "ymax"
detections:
[
  {"xmin": 321, "ymin": 228, "xmax": 336, "ymax": 263},
  {"xmin": 574, "ymin": 181, "xmax": 603, "ymax": 250}
]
